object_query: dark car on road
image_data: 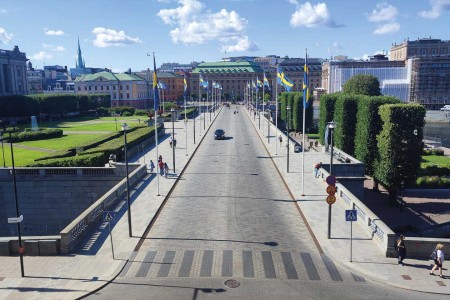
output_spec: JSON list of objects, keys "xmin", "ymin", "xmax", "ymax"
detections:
[{"xmin": 214, "ymin": 129, "xmax": 225, "ymax": 140}]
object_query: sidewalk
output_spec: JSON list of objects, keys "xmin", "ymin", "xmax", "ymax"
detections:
[
  {"xmin": 0, "ymin": 108, "xmax": 221, "ymax": 300},
  {"xmin": 246, "ymin": 107, "xmax": 450, "ymax": 295}
]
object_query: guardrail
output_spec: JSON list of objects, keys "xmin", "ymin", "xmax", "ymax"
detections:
[
  {"xmin": 60, "ymin": 164, "xmax": 147, "ymax": 253},
  {"xmin": 0, "ymin": 167, "xmax": 116, "ymax": 178},
  {"xmin": 318, "ymin": 168, "xmax": 397, "ymax": 257}
]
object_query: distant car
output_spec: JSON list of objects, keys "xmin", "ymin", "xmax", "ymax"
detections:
[
  {"xmin": 214, "ymin": 129, "xmax": 225, "ymax": 140},
  {"xmin": 440, "ymin": 105, "xmax": 450, "ymax": 111}
]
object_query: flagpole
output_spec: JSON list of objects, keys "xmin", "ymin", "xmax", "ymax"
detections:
[
  {"xmin": 184, "ymin": 75, "xmax": 188, "ymax": 156},
  {"xmin": 275, "ymin": 69, "xmax": 278, "ymax": 156},
  {"xmin": 198, "ymin": 74, "xmax": 202, "ymax": 137},
  {"xmin": 262, "ymin": 73, "xmax": 265, "ymax": 127},
  {"xmin": 149, "ymin": 52, "xmax": 160, "ymax": 196},
  {"xmin": 301, "ymin": 49, "xmax": 308, "ymax": 196},
  {"xmin": 192, "ymin": 77, "xmax": 196, "ymax": 144}
]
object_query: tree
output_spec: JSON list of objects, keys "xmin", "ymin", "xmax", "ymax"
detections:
[
  {"xmin": 374, "ymin": 104, "xmax": 426, "ymax": 205},
  {"xmin": 343, "ymin": 74, "xmax": 382, "ymax": 96}
]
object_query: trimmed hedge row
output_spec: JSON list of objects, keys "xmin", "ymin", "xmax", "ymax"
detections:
[
  {"xmin": 318, "ymin": 93, "xmax": 338, "ymax": 145},
  {"xmin": 333, "ymin": 94, "xmax": 359, "ymax": 156},
  {"xmin": 34, "ymin": 149, "xmax": 76, "ymax": 161},
  {"xmin": 17, "ymin": 129, "xmax": 63, "ymax": 142},
  {"xmin": 26, "ymin": 153, "xmax": 105, "ymax": 167},
  {"xmin": 416, "ymin": 176, "xmax": 450, "ymax": 188},
  {"xmin": 418, "ymin": 163, "xmax": 450, "ymax": 176},
  {"xmin": 423, "ymin": 148, "xmax": 445, "ymax": 156}
]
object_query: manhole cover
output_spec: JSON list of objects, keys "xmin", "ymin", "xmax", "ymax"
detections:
[{"xmin": 224, "ymin": 279, "xmax": 240, "ymax": 288}]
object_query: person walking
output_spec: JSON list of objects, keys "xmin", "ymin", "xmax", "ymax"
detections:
[
  {"xmin": 396, "ymin": 235, "xmax": 406, "ymax": 266},
  {"xmin": 169, "ymin": 136, "xmax": 173, "ymax": 148},
  {"xmin": 430, "ymin": 243, "xmax": 445, "ymax": 278},
  {"xmin": 314, "ymin": 162, "xmax": 322, "ymax": 178},
  {"xmin": 279, "ymin": 135, "xmax": 283, "ymax": 146},
  {"xmin": 164, "ymin": 162, "xmax": 169, "ymax": 178},
  {"xmin": 173, "ymin": 138, "xmax": 177, "ymax": 148},
  {"xmin": 149, "ymin": 160, "xmax": 155, "ymax": 173},
  {"xmin": 158, "ymin": 160, "xmax": 164, "ymax": 176},
  {"xmin": 158, "ymin": 155, "xmax": 163, "ymax": 162}
]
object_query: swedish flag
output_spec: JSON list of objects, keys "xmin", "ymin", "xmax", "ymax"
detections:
[
  {"xmin": 184, "ymin": 74, "xmax": 187, "ymax": 97},
  {"xmin": 303, "ymin": 57, "xmax": 310, "ymax": 108},
  {"xmin": 277, "ymin": 66, "xmax": 293, "ymax": 92},
  {"xmin": 256, "ymin": 76, "xmax": 262, "ymax": 88},
  {"xmin": 153, "ymin": 54, "xmax": 159, "ymax": 112},
  {"xmin": 263, "ymin": 72, "xmax": 270, "ymax": 90}
]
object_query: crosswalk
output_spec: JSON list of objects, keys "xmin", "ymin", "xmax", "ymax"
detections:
[{"xmin": 119, "ymin": 249, "xmax": 366, "ymax": 283}]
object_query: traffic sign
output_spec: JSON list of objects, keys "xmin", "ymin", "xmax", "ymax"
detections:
[
  {"xmin": 326, "ymin": 195, "xmax": 336, "ymax": 204},
  {"xmin": 326, "ymin": 185, "xmax": 336, "ymax": 195},
  {"xmin": 104, "ymin": 212, "xmax": 114, "ymax": 222},
  {"xmin": 345, "ymin": 210, "xmax": 357, "ymax": 222},
  {"xmin": 8, "ymin": 215, "xmax": 23, "ymax": 224},
  {"xmin": 326, "ymin": 175, "xmax": 336, "ymax": 186}
]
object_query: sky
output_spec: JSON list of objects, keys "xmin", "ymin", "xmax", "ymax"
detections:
[{"xmin": 0, "ymin": 0, "xmax": 449, "ymax": 72}]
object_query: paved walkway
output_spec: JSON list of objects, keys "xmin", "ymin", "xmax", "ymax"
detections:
[{"xmin": 0, "ymin": 105, "xmax": 448, "ymax": 299}]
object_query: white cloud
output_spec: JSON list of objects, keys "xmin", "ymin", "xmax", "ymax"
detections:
[
  {"xmin": 367, "ymin": 2, "xmax": 397, "ymax": 22},
  {"xmin": 419, "ymin": 0, "xmax": 450, "ymax": 19},
  {"xmin": 157, "ymin": 0, "xmax": 258, "ymax": 52},
  {"xmin": 373, "ymin": 22, "xmax": 400, "ymax": 35},
  {"xmin": 290, "ymin": 2, "xmax": 343, "ymax": 28},
  {"xmin": 0, "ymin": 27, "xmax": 13, "ymax": 44},
  {"xmin": 92, "ymin": 27, "xmax": 142, "ymax": 47},
  {"xmin": 42, "ymin": 43, "xmax": 53, "ymax": 48},
  {"xmin": 53, "ymin": 46, "xmax": 65, "ymax": 52},
  {"xmin": 31, "ymin": 51, "xmax": 53, "ymax": 60},
  {"xmin": 45, "ymin": 29, "xmax": 65, "ymax": 36}
]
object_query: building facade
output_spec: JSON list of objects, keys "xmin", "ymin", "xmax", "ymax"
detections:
[
  {"xmin": 390, "ymin": 38, "xmax": 450, "ymax": 61},
  {"xmin": 322, "ymin": 55, "xmax": 410, "ymax": 102},
  {"xmin": 74, "ymin": 71, "xmax": 150, "ymax": 109},
  {"xmin": 191, "ymin": 61, "xmax": 264, "ymax": 101},
  {"xmin": 279, "ymin": 58, "xmax": 323, "ymax": 93},
  {"xmin": 0, "ymin": 46, "xmax": 28, "ymax": 96}
]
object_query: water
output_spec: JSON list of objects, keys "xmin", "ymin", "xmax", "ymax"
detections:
[
  {"xmin": 31, "ymin": 116, "xmax": 38, "ymax": 131},
  {"xmin": 424, "ymin": 123, "xmax": 450, "ymax": 148}
]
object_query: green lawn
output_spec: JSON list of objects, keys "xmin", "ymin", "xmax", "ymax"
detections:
[
  {"xmin": 422, "ymin": 155, "xmax": 450, "ymax": 165},
  {"xmin": 19, "ymin": 134, "xmax": 104, "ymax": 150},
  {"xmin": 0, "ymin": 146, "xmax": 48, "ymax": 167}
]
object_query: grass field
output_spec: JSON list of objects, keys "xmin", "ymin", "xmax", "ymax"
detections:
[
  {"xmin": 422, "ymin": 155, "xmax": 450, "ymax": 165},
  {"xmin": 0, "ymin": 145, "xmax": 48, "ymax": 167},
  {"xmin": 19, "ymin": 134, "xmax": 104, "ymax": 150}
]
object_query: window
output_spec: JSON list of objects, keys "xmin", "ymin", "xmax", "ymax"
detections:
[
  {"xmin": 95, "ymin": 86, "xmax": 98, "ymax": 91},
  {"xmin": 78, "ymin": 86, "xmax": 81, "ymax": 91},
  {"xmin": 84, "ymin": 86, "xmax": 87, "ymax": 91},
  {"xmin": 127, "ymin": 93, "xmax": 130, "ymax": 98},
  {"xmin": 126, "ymin": 85, "xmax": 129, "ymax": 90},
  {"xmin": 113, "ymin": 86, "xmax": 116, "ymax": 90},
  {"xmin": 107, "ymin": 86, "xmax": 109, "ymax": 90},
  {"xmin": 89, "ymin": 86, "xmax": 91, "ymax": 91},
  {"xmin": 101, "ymin": 86, "xmax": 103, "ymax": 90},
  {"xmin": 120, "ymin": 85, "xmax": 122, "ymax": 90}
]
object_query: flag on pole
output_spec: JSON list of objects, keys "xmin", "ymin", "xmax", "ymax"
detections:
[
  {"xmin": 256, "ymin": 77, "xmax": 262, "ymax": 88},
  {"xmin": 303, "ymin": 57, "xmax": 311, "ymax": 108},
  {"xmin": 153, "ymin": 54, "xmax": 159, "ymax": 112},
  {"xmin": 263, "ymin": 72, "xmax": 270, "ymax": 90},
  {"xmin": 184, "ymin": 74, "xmax": 187, "ymax": 97},
  {"xmin": 199, "ymin": 73, "xmax": 208, "ymax": 88},
  {"xmin": 277, "ymin": 66, "xmax": 294, "ymax": 92}
]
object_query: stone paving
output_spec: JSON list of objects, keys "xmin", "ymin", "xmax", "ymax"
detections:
[{"xmin": 0, "ymin": 105, "xmax": 449, "ymax": 299}]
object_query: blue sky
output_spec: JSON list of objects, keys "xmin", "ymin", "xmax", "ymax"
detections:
[{"xmin": 1, "ymin": 0, "xmax": 449, "ymax": 72}]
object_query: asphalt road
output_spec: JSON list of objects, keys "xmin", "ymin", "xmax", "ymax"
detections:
[{"xmin": 87, "ymin": 106, "xmax": 448, "ymax": 300}]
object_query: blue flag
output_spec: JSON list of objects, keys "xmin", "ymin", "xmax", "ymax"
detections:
[{"xmin": 153, "ymin": 54, "xmax": 159, "ymax": 112}]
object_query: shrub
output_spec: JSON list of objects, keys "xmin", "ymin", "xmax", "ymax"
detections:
[
  {"xmin": 135, "ymin": 109, "xmax": 150, "ymax": 116},
  {"xmin": 415, "ymin": 176, "xmax": 450, "ymax": 188},
  {"xmin": 18, "ymin": 129, "xmax": 63, "ymax": 141},
  {"xmin": 25, "ymin": 153, "xmax": 105, "ymax": 167},
  {"xmin": 96, "ymin": 107, "xmax": 110, "ymax": 116},
  {"xmin": 423, "ymin": 148, "xmax": 444, "ymax": 156},
  {"xmin": 318, "ymin": 93, "xmax": 339, "ymax": 145},
  {"xmin": 34, "ymin": 149, "xmax": 76, "ymax": 161},
  {"xmin": 418, "ymin": 163, "xmax": 450, "ymax": 176},
  {"xmin": 122, "ymin": 111, "xmax": 133, "ymax": 117},
  {"xmin": 333, "ymin": 94, "xmax": 359, "ymax": 156}
]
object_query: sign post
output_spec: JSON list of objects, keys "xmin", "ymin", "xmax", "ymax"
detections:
[
  {"xmin": 325, "ymin": 175, "xmax": 337, "ymax": 239},
  {"xmin": 345, "ymin": 209, "xmax": 357, "ymax": 262},
  {"xmin": 104, "ymin": 212, "xmax": 115, "ymax": 259}
]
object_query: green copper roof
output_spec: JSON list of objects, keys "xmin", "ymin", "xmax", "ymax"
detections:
[
  {"xmin": 192, "ymin": 61, "xmax": 263, "ymax": 74},
  {"xmin": 74, "ymin": 71, "xmax": 144, "ymax": 82}
]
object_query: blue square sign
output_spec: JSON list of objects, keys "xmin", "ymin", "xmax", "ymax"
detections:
[{"xmin": 345, "ymin": 210, "xmax": 357, "ymax": 222}]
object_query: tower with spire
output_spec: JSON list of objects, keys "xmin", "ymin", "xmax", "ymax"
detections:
[{"xmin": 75, "ymin": 37, "xmax": 85, "ymax": 69}]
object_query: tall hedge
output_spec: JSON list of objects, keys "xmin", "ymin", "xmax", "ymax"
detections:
[
  {"xmin": 333, "ymin": 94, "xmax": 359, "ymax": 156},
  {"xmin": 318, "ymin": 93, "xmax": 339, "ymax": 145},
  {"xmin": 342, "ymin": 74, "xmax": 381, "ymax": 96},
  {"xmin": 0, "ymin": 95, "xmax": 39, "ymax": 117},
  {"xmin": 374, "ymin": 104, "xmax": 426, "ymax": 202},
  {"xmin": 292, "ymin": 92, "xmax": 314, "ymax": 133},
  {"xmin": 355, "ymin": 95, "xmax": 401, "ymax": 175},
  {"xmin": 280, "ymin": 92, "xmax": 288, "ymax": 122}
]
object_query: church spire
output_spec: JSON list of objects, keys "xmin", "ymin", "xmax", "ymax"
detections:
[{"xmin": 76, "ymin": 36, "xmax": 85, "ymax": 69}]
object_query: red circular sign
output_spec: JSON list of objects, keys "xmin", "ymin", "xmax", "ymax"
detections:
[
  {"xmin": 326, "ymin": 185, "xmax": 336, "ymax": 195},
  {"xmin": 326, "ymin": 195, "xmax": 336, "ymax": 204}
]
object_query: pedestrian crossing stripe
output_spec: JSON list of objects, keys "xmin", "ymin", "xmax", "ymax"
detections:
[{"xmin": 345, "ymin": 210, "xmax": 357, "ymax": 222}]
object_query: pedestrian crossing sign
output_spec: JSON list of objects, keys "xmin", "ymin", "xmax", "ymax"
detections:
[
  {"xmin": 104, "ymin": 211, "xmax": 114, "ymax": 222},
  {"xmin": 345, "ymin": 210, "xmax": 357, "ymax": 222}
]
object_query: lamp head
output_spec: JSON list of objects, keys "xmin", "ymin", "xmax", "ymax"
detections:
[
  {"xmin": 286, "ymin": 105, "xmax": 291, "ymax": 110},
  {"xmin": 328, "ymin": 121, "xmax": 336, "ymax": 129},
  {"xmin": 121, "ymin": 123, "xmax": 129, "ymax": 131}
]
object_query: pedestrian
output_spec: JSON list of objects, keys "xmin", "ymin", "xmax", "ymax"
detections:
[
  {"xmin": 164, "ymin": 162, "xmax": 169, "ymax": 178},
  {"xmin": 396, "ymin": 235, "xmax": 406, "ymax": 266},
  {"xmin": 149, "ymin": 160, "xmax": 155, "ymax": 173},
  {"xmin": 430, "ymin": 243, "xmax": 445, "ymax": 278},
  {"xmin": 158, "ymin": 155, "xmax": 162, "ymax": 162},
  {"xmin": 173, "ymin": 139, "xmax": 177, "ymax": 148},
  {"xmin": 169, "ymin": 136, "xmax": 173, "ymax": 148},
  {"xmin": 279, "ymin": 135, "xmax": 283, "ymax": 146},
  {"xmin": 158, "ymin": 160, "xmax": 164, "ymax": 176},
  {"xmin": 314, "ymin": 162, "xmax": 322, "ymax": 178}
]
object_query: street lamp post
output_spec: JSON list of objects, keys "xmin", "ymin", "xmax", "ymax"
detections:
[
  {"xmin": 258, "ymin": 97, "xmax": 261, "ymax": 129},
  {"xmin": 327, "ymin": 121, "xmax": 336, "ymax": 239},
  {"xmin": 0, "ymin": 131, "xmax": 5, "ymax": 167},
  {"xmin": 267, "ymin": 109, "xmax": 270, "ymax": 144},
  {"xmin": 171, "ymin": 108, "xmax": 176, "ymax": 172},
  {"xmin": 1, "ymin": 122, "xmax": 24, "ymax": 277},
  {"xmin": 286, "ymin": 105, "xmax": 291, "ymax": 173},
  {"xmin": 121, "ymin": 123, "xmax": 133, "ymax": 237}
]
